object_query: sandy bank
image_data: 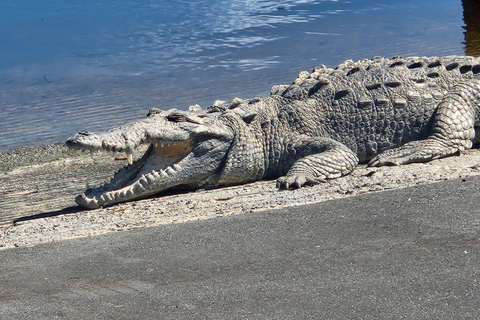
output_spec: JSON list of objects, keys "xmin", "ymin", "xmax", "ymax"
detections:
[{"xmin": 2, "ymin": 144, "xmax": 480, "ymax": 250}]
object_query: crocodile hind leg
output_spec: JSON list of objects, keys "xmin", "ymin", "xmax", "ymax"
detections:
[
  {"xmin": 276, "ymin": 137, "xmax": 359, "ymax": 189},
  {"xmin": 369, "ymin": 80, "xmax": 480, "ymax": 167}
]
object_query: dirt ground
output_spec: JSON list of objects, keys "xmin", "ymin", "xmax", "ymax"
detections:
[{"xmin": 2, "ymin": 143, "xmax": 480, "ymax": 250}]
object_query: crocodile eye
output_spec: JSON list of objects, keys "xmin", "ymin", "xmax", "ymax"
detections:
[
  {"xmin": 167, "ymin": 112, "xmax": 187, "ymax": 122},
  {"xmin": 167, "ymin": 112, "xmax": 202, "ymax": 124}
]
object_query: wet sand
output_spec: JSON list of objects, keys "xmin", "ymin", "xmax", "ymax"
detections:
[{"xmin": 2, "ymin": 144, "xmax": 480, "ymax": 250}]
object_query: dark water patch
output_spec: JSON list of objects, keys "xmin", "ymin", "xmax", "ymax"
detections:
[{"xmin": 463, "ymin": 0, "xmax": 480, "ymax": 56}]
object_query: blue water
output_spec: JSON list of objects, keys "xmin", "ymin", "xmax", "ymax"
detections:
[
  {"xmin": 0, "ymin": 0, "xmax": 466, "ymax": 150},
  {"xmin": 0, "ymin": 0, "xmax": 348, "ymax": 77}
]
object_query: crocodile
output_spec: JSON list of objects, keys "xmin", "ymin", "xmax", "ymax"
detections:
[{"xmin": 66, "ymin": 55, "xmax": 480, "ymax": 209}]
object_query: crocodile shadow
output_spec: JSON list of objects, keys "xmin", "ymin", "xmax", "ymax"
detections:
[
  {"xmin": 11, "ymin": 188, "xmax": 194, "ymax": 226},
  {"xmin": 12, "ymin": 206, "xmax": 84, "ymax": 226}
]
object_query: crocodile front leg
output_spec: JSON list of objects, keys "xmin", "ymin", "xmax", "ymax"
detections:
[
  {"xmin": 369, "ymin": 79, "xmax": 480, "ymax": 166},
  {"xmin": 276, "ymin": 136, "xmax": 359, "ymax": 189}
]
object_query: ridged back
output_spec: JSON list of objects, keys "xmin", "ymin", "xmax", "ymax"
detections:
[{"xmin": 271, "ymin": 56, "xmax": 480, "ymax": 161}]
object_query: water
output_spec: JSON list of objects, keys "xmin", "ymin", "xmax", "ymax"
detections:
[{"xmin": 0, "ymin": 0, "xmax": 475, "ymax": 151}]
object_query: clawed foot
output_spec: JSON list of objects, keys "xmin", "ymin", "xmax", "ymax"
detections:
[
  {"xmin": 368, "ymin": 155, "xmax": 402, "ymax": 167},
  {"xmin": 368, "ymin": 140, "xmax": 441, "ymax": 167},
  {"xmin": 276, "ymin": 174, "xmax": 326, "ymax": 189}
]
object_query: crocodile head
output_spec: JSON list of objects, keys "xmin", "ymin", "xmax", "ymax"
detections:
[{"xmin": 66, "ymin": 107, "xmax": 264, "ymax": 209}]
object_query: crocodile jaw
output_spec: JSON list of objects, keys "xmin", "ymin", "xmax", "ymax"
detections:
[
  {"xmin": 76, "ymin": 142, "xmax": 191, "ymax": 209},
  {"xmin": 76, "ymin": 134, "xmax": 233, "ymax": 209}
]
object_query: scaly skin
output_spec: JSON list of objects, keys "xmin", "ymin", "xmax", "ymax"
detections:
[{"xmin": 67, "ymin": 56, "xmax": 480, "ymax": 209}]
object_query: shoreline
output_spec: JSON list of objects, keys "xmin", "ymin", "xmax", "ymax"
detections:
[{"xmin": 2, "ymin": 143, "xmax": 480, "ymax": 250}]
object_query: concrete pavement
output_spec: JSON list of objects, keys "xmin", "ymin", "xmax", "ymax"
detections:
[{"xmin": 1, "ymin": 176, "xmax": 480, "ymax": 319}]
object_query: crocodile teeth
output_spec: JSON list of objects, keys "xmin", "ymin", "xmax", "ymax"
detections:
[
  {"xmin": 76, "ymin": 193, "xmax": 105, "ymax": 209},
  {"xmin": 139, "ymin": 175, "xmax": 149, "ymax": 187},
  {"xmin": 126, "ymin": 152, "xmax": 133, "ymax": 165},
  {"xmin": 146, "ymin": 174, "xmax": 157, "ymax": 183},
  {"xmin": 104, "ymin": 192, "xmax": 113, "ymax": 202},
  {"xmin": 159, "ymin": 170, "xmax": 168, "ymax": 178}
]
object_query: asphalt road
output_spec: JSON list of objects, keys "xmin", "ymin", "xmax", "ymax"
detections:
[{"xmin": 1, "ymin": 176, "xmax": 480, "ymax": 319}]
